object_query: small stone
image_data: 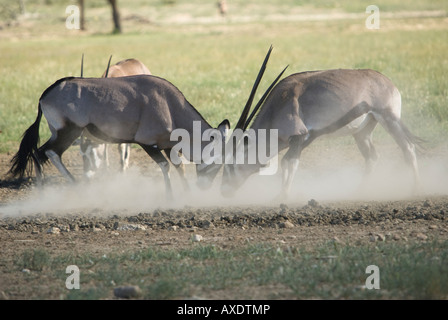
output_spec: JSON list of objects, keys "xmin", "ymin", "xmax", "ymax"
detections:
[
  {"xmin": 91, "ymin": 227, "xmax": 102, "ymax": 232},
  {"xmin": 47, "ymin": 227, "xmax": 60, "ymax": 234},
  {"xmin": 58, "ymin": 225, "xmax": 70, "ymax": 232},
  {"xmin": 331, "ymin": 236, "xmax": 341, "ymax": 244},
  {"xmin": 113, "ymin": 286, "xmax": 142, "ymax": 299},
  {"xmin": 429, "ymin": 225, "xmax": 438, "ymax": 230},
  {"xmin": 392, "ymin": 234, "xmax": 401, "ymax": 241},
  {"xmin": 369, "ymin": 234, "xmax": 377, "ymax": 242},
  {"xmin": 308, "ymin": 199, "xmax": 319, "ymax": 207},
  {"xmin": 192, "ymin": 234, "xmax": 203, "ymax": 242},
  {"xmin": 200, "ymin": 221, "xmax": 214, "ymax": 229},
  {"xmin": 416, "ymin": 233, "xmax": 428, "ymax": 241},
  {"xmin": 116, "ymin": 223, "xmax": 146, "ymax": 231},
  {"xmin": 423, "ymin": 200, "xmax": 432, "ymax": 207},
  {"xmin": 22, "ymin": 269, "xmax": 30, "ymax": 274},
  {"xmin": 279, "ymin": 221, "xmax": 294, "ymax": 228},
  {"xmin": 376, "ymin": 233, "xmax": 386, "ymax": 242},
  {"xmin": 168, "ymin": 225, "xmax": 178, "ymax": 231}
]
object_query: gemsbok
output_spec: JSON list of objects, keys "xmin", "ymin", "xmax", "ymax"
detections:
[
  {"xmin": 221, "ymin": 63, "xmax": 425, "ymax": 199},
  {"xmin": 8, "ymin": 48, "xmax": 277, "ymax": 200},
  {"xmin": 79, "ymin": 58, "xmax": 152, "ymax": 178}
]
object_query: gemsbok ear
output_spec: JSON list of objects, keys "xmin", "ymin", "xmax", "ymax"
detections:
[{"xmin": 218, "ymin": 119, "xmax": 230, "ymax": 139}]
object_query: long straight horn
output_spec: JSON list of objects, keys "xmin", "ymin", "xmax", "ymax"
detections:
[
  {"xmin": 234, "ymin": 45, "xmax": 273, "ymax": 130},
  {"xmin": 244, "ymin": 65, "xmax": 289, "ymax": 130},
  {"xmin": 104, "ymin": 55, "xmax": 112, "ymax": 78},
  {"xmin": 80, "ymin": 53, "xmax": 84, "ymax": 77}
]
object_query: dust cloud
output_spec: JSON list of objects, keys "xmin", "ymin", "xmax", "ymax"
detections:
[{"xmin": 1, "ymin": 144, "xmax": 448, "ymax": 218}]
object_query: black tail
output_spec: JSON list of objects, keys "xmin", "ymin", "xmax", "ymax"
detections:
[{"xmin": 8, "ymin": 103, "xmax": 44, "ymax": 179}]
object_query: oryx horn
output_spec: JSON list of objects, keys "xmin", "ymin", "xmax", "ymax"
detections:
[
  {"xmin": 104, "ymin": 55, "xmax": 113, "ymax": 78},
  {"xmin": 234, "ymin": 45, "xmax": 273, "ymax": 130},
  {"xmin": 244, "ymin": 65, "xmax": 289, "ymax": 130}
]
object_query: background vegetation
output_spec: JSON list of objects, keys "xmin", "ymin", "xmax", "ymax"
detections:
[
  {"xmin": 0, "ymin": 0, "xmax": 447, "ymax": 153},
  {"xmin": 9, "ymin": 240, "xmax": 447, "ymax": 299}
]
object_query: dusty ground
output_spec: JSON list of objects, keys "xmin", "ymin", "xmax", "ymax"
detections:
[{"xmin": 1, "ymin": 142, "xmax": 448, "ymax": 299}]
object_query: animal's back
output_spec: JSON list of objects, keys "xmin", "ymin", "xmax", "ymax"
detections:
[
  {"xmin": 39, "ymin": 75, "xmax": 203, "ymax": 146},
  {"xmin": 258, "ymin": 69, "xmax": 399, "ymax": 132}
]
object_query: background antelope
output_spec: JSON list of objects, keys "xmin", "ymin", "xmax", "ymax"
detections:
[
  {"xmin": 221, "ymin": 64, "xmax": 425, "ymax": 199},
  {"xmin": 80, "ymin": 58, "xmax": 152, "ymax": 178}
]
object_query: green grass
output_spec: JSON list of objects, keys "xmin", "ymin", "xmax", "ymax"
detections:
[
  {"xmin": 0, "ymin": 2, "xmax": 447, "ymax": 151},
  {"xmin": 9, "ymin": 240, "xmax": 448, "ymax": 299}
]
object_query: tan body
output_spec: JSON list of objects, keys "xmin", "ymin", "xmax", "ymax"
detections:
[{"xmin": 101, "ymin": 58, "xmax": 152, "ymax": 78}]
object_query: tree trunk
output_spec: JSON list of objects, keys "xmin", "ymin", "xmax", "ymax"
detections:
[
  {"xmin": 79, "ymin": 0, "xmax": 85, "ymax": 30},
  {"xmin": 18, "ymin": 0, "xmax": 26, "ymax": 15},
  {"xmin": 108, "ymin": 0, "xmax": 122, "ymax": 34}
]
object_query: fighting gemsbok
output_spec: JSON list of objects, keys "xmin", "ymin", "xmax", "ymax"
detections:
[
  {"xmin": 79, "ymin": 57, "xmax": 152, "ymax": 178},
  {"xmin": 8, "ymin": 76, "xmax": 232, "ymax": 200},
  {"xmin": 8, "ymin": 48, "xmax": 278, "ymax": 200},
  {"xmin": 221, "ymin": 65, "xmax": 425, "ymax": 199}
]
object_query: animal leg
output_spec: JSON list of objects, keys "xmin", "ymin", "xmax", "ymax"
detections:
[
  {"xmin": 119, "ymin": 143, "xmax": 130, "ymax": 172},
  {"xmin": 378, "ymin": 113, "xmax": 421, "ymax": 193},
  {"xmin": 140, "ymin": 145, "xmax": 174, "ymax": 201},
  {"xmin": 104, "ymin": 143, "xmax": 110, "ymax": 169},
  {"xmin": 31, "ymin": 152, "xmax": 44, "ymax": 186},
  {"xmin": 80, "ymin": 135, "xmax": 105, "ymax": 179},
  {"xmin": 353, "ymin": 116, "xmax": 379, "ymax": 176},
  {"xmin": 165, "ymin": 149, "xmax": 190, "ymax": 192},
  {"xmin": 280, "ymin": 135, "xmax": 306, "ymax": 198},
  {"xmin": 40, "ymin": 124, "xmax": 83, "ymax": 183},
  {"xmin": 282, "ymin": 157, "xmax": 299, "ymax": 195},
  {"xmin": 45, "ymin": 150, "xmax": 75, "ymax": 182}
]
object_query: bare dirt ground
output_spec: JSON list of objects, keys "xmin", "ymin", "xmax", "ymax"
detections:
[{"xmin": 1, "ymin": 141, "xmax": 448, "ymax": 299}]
